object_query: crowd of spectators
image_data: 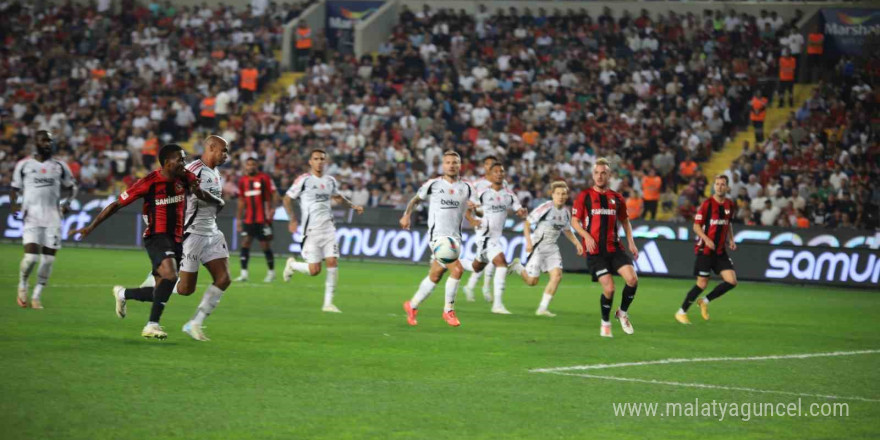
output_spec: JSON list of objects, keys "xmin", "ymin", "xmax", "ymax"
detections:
[{"xmin": 1, "ymin": 2, "xmax": 876, "ymax": 230}]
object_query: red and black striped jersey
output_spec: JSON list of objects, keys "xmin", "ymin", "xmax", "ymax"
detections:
[
  {"xmin": 572, "ymin": 187, "xmax": 628, "ymax": 255},
  {"xmin": 118, "ymin": 170, "xmax": 197, "ymax": 243},
  {"xmin": 694, "ymin": 197, "xmax": 735, "ymax": 256},
  {"xmin": 238, "ymin": 172, "xmax": 277, "ymax": 224}
]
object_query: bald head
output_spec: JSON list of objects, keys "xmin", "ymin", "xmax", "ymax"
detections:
[{"xmin": 202, "ymin": 135, "xmax": 229, "ymax": 168}]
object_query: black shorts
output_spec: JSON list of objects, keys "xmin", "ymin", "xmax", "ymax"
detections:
[
  {"xmin": 587, "ymin": 250, "xmax": 633, "ymax": 282},
  {"xmin": 242, "ymin": 222, "xmax": 273, "ymax": 240},
  {"xmin": 694, "ymin": 252, "xmax": 735, "ymax": 277},
  {"xmin": 144, "ymin": 234, "xmax": 183, "ymax": 276}
]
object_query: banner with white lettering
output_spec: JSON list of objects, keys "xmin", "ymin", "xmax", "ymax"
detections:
[{"xmin": 821, "ymin": 8, "xmax": 880, "ymax": 55}]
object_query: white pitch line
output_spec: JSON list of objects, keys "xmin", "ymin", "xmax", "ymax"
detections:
[
  {"xmin": 545, "ymin": 372, "xmax": 880, "ymax": 403},
  {"xmin": 530, "ymin": 349, "xmax": 880, "ymax": 373}
]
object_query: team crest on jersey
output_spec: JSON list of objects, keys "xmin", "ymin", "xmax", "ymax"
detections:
[
  {"xmin": 175, "ymin": 183, "xmax": 184, "ymax": 192},
  {"xmin": 254, "ymin": 182, "xmax": 262, "ymax": 188},
  {"xmin": 41, "ymin": 168, "xmax": 47, "ymax": 173},
  {"xmin": 610, "ymin": 199, "xmax": 616, "ymax": 205},
  {"xmin": 724, "ymin": 209, "xmax": 731, "ymax": 215},
  {"xmin": 320, "ymin": 184, "xmax": 325, "ymax": 189},
  {"xmin": 450, "ymin": 189, "xmax": 455, "ymax": 194}
]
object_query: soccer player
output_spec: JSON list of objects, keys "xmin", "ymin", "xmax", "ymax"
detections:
[
  {"xmin": 459, "ymin": 162, "xmax": 527, "ymax": 314},
  {"xmin": 175, "ymin": 135, "xmax": 231, "ymax": 341},
  {"xmin": 281, "ymin": 150, "xmax": 364, "ymax": 313},
  {"xmin": 462, "ymin": 156, "xmax": 508, "ymax": 302},
  {"xmin": 571, "ymin": 158, "xmax": 640, "ymax": 338},
  {"xmin": 72, "ymin": 144, "xmax": 219, "ymax": 339},
  {"xmin": 400, "ymin": 150, "xmax": 480, "ymax": 327},
  {"xmin": 508, "ymin": 182, "xmax": 584, "ymax": 317},
  {"xmin": 11, "ymin": 130, "xmax": 78, "ymax": 309},
  {"xmin": 676, "ymin": 175, "xmax": 738, "ymax": 324},
  {"xmin": 235, "ymin": 158, "xmax": 279, "ymax": 282}
]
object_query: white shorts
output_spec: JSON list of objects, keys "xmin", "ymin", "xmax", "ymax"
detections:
[
  {"xmin": 525, "ymin": 246, "xmax": 563, "ymax": 278},
  {"xmin": 302, "ymin": 228, "xmax": 338, "ymax": 264},
  {"xmin": 23, "ymin": 225, "xmax": 63, "ymax": 249},
  {"xmin": 181, "ymin": 231, "xmax": 229, "ymax": 272},
  {"xmin": 474, "ymin": 235, "xmax": 504, "ymax": 264}
]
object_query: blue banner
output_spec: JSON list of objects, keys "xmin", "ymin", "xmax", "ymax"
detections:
[
  {"xmin": 325, "ymin": 0, "xmax": 384, "ymax": 53},
  {"xmin": 821, "ymin": 8, "xmax": 880, "ymax": 55}
]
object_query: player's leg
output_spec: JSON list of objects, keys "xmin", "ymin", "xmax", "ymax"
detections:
[
  {"xmin": 699, "ymin": 268, "xmax": 737, "ymax": 321},
  {"xmin": 184, "ymin": 257, "xmax": 231, "ymax": 341},
  {"xmin": 236, "ymin": 235, "xmax": 253, "ymax": 281},
  {"xmin": 30, "ymin": 245, "xmax": 58, "ymax": 309},
  {"xmin": 322, "ymin": 257, "xmax": 341, "ymax": 313},
  {"xmin": 442, "ymin": 259, "xmax": 464, "ymax": 326},
  {"xmin": 490, "ymin": 252, "xmax": 511, "ymax": 314},
  {"xmin": 462, "ymin": 259, "xmax": 487, "ymax": 302},
  {"xmin": 404, "ymin": 261, "xmax": 447, "ymax": 326},
  {"xmin": 18, "ymin": 230, "xmax": 42, "ymax": 307},
  {"xmin": 260, "ymin": 232, "xmax": 275, "ymax": 282},
  {"xmin": 677, "ymin": 273, "xmax": 709, "ymax": 324},
  {"xmin": 516, "ymin": 255, "xmax": 541, "ymax": 286},
  {"xmin": 284, "ymin": 234, "xmax": 322, "ymax": 280},
  {"xmin": 535, "ymin": 264, "xmax": 560, "ymax": 316},
  {"xmin": 481, "ymin": 263, "xmax": 495, "ymax": 303},
  {"xmin": 536, "ymin": 267, "xmax": 562, "ymax": 317},
  {"xmin": 597, "ymin": 273, "xmax": 616, "ymax": 338},
  {"xmin": 176, "ymin": 235, "xmax": 203, "ymax": 296},
  {"xmin": 614, "ymin": 263, "xmax": 638, "ymax": 335}
]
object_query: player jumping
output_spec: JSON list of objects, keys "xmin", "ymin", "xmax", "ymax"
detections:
[
  {"xmin": 73, "ymin": 144, "xmax": 220, "ymax": 339},
  {"xmin": 235, "ymin": 158, "xmax": 279, "ymax": 282},
  {"xmin": 676, "ymin": 175, "xmax": 738, "ymax": 324},
  {"xmin": 571, "ymin": 158, "xmax": 640, "ymax": 338},
  {"xmin": 459, "ymin": 162, "xmax": 527, "ymax": 314},
  {"xmin": 508, "ymin": 181, "xmax": 584, "ymax": 316},
  {"xmin": 11, "ymin": 130, "xmax": 78, "ymax": 309},
  {"xmin": 281, "ymin": 149, "xmax": 364, "ymax": 313},
  {"xmin": 400, "ymin": 150, "xmax": 480, "ymax": 327}
]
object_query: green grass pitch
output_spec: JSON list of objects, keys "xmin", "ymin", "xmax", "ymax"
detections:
[{"xmin": 2, "ymin": 244, "xmax": 878, "ymax": 439}]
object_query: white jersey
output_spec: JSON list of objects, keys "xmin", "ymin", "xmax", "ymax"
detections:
[
  {"xmin": 184, "ymin": 159, "xmax": 222, "ymax": 236},
  {"xmin": 11, "ymin": 157, "xmax": 75, "ymax": 228},
  {"xmin": 475, "ymin": 185, "xmax": 521, "ymax": 238},
  {"xmin": 417, "ymin": 177, "xmax": 478, "ymax": 242},
  {"xmin": 472, "ymin": 177, "xmax": 509, "ymax": 194},
  {"xmin": 527, "ymin": 201, "xmax": 571, "ymax": 251},
  {"xmin": 286, "ymin": 173, "xmax": 340, "ymax": 233}
]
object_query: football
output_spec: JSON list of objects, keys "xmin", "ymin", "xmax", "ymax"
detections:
[{"xmin": 431, "ymin": 236, "xmax": 461, "ymax": 264}]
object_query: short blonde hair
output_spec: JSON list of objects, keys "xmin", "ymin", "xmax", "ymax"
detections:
[
  {"xmin": 594, "ymin": 157, "xmax": 611, "ymax": 169},
  {"xmin": 550, "ymin": 181, "xmax": 569, "ymax": 194},
  {"xmin": 443, "ymin": 150, "xmax": 461, "ymax": 159}
]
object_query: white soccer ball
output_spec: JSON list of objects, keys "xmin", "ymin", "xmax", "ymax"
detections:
[{"xmin": 431, "ymin": 236, "xmax": 461, "ymax": 264}]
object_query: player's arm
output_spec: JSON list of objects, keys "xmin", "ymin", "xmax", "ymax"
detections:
[
  {"xmin": 399, "ymin": 195, "xmax": 421, "ymax": 230},
  {"xmin": 523, "ymin": 219, "xmax": 534, "ymax": 253},
  {"xmin": 187, "ymin": 172, "xmax": 224, "ymax": 207},
  {"xmin": 692, "ymin": 204, "xmax": 715, "ymax": 250},
  {"xmin": 621, "ymin": 216, "xmax": 639, "ymax": 260},
  {"xmin": 10, "ymin": 161, "xmax": 23, "ymax": 217},
  {"xmin": 70, "ymin": 200, "xmax": 123, "ymax": 239},
  {"xmin": 570, "ymin": 197, "xmax": 596, "ymax": 253},
  {"xmin": 58, "ymin": 161, "xmax": 78, "ymax": 214},
  {"xmin": 464, "ymin": 205, "xmax": 480, "ymax": 228},
  {"xmin": 282, "ymin": 194, "xmax": 298, "ymax": 233},
  {"xmin": 727, "ymin": 222, "xmax": 737, "ymax": 251},
  {"xmin": 563, "ymin": 228, "xmax": 584, "ymax": 256},
  {"xmin": 465, "ymin": 183, "xmax": 480, "ymax": 228},
  {"xmin": 9, "ymin": 187, "xmax": 20, "ymax": 218}
]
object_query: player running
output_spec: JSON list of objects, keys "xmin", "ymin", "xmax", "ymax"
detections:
[
  {"xmin": 235, "ymin": 158, "xmax": 279, "ymax": 282},
  {"xmin": 400, "ymin": 150, "xmax": 480, "ymax": 327},
  {"xmin": 175, "ymin": 135, "xmax": 232, "ymax": 340},
  {"xmin": 281, "ymin": 149, "xmax": 364, "ymax": 313},
  {"xmin": 459, "ymin": 162, "xmax": 527, "ymax": 314},
  {"xmin": 73, "ymin": 144, "xmax": 220, "ymax": 339},
  {"xmin": 11, "ymin": 130, "xmax": 78, "ymax": 309},
  {"xmin": 508, "ymin": 181, "xmax": 584, "ymax": 316},
  {"xmin": 676, "ymin": 175, "xmax": 738, "ymax": 324},
  {"xmin": 571, "ymin": 158, "xmax": 640, "ymax": 338},
  {"xmin": 462, "ymin": 156, "xmax": 509, "ymax": 303}
]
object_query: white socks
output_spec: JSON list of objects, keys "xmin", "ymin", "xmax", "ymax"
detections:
[
  {"xmin": 538, "ymin": 292, "xmax": 554, "ymax": 311},
  {"xmin": 483, "ymin": 264, "xmax": 495, "ymax": 294},
  {"xmin": 193, "ymin": 284, "xmax": 225, "ymax": 325},
  {"xmin": 444, "ymin": 277, "xmax": 460, "ymax": 312},
  {"xmin": 410, "ymin": 277, "xmax": 437, "ymax": 308},
  {"xmin": 465, "ymin": 269, "xmax": 482, "ymax": 290},
  {"xmin": 492, "ymin": 266, "xmax": 507, "ymax": 308},
  {"xmin": 19, "ymin": 253, "xmax": 39, "ymax": 289},
  {"xmin": 239, "ymin": 269, "xmax": 249, "ymax": 279},
  {"xmin": 31, "ymin": 255, "xmax": 55, "ymax": 300},
  {"xmin": 677, "ymin": 308, "xmax": 686, "ymax": 314},
  {"xmin": 290, "ymin": 261, "xmax": 311, "ymax": 274},
  {"xmin": 324, "ymin": 267, "xmax": 338, "ymax": 307}
]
